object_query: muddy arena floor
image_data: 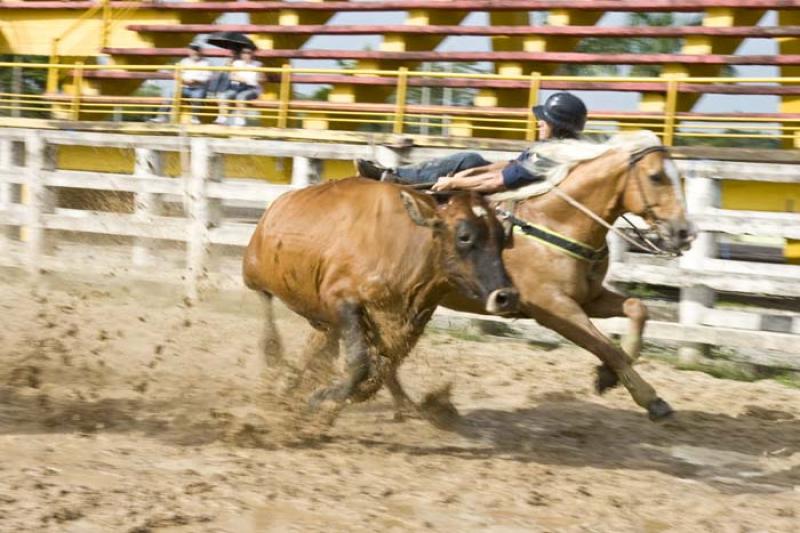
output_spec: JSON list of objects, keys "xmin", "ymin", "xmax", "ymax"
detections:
[{"xmin": 0, "ymin": 269, "xmax": 798, "ymax": 532}]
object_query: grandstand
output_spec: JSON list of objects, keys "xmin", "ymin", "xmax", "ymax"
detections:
[
  {"xmin": 0, "ymin": 1, "xmax": 798, "ymax": 128},
  {"xmin": 1, "ymin": 1, "xmax": 799, "ymax": 258}
]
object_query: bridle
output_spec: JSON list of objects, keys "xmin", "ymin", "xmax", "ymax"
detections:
[
  {"xmin": 542, "ymin": 144, "xmax": 682, "ymax": 256},
  {"xmin": 626, "ymin": 145, "xmax": 670, "ymax": 226}
]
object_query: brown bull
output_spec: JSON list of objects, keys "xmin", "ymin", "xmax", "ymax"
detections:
[{"xmin": 243, "ymin": 178, "xmax": 517, "ymax": 415}]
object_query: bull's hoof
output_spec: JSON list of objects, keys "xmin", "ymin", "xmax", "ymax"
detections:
[
  {"xmin": 594, "ymin": 364, "xmax": 620, "ymax": 394},
  {"xmin": 647, "ymin": 398, "xmax": 674, "ymax": 421},
  {"xmin": 308, "ymin": 386, "xmax": 345, "ymax": 411}
]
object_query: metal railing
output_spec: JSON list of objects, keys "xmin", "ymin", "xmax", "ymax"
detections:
[{"xmin": 3, "ymin": 61, "xmax": 800, "ymax": 146}]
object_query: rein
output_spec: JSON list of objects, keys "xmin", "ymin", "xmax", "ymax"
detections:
[{"xmin": 498, "ymin": 144, "xmax": 679, "ymax": 259}]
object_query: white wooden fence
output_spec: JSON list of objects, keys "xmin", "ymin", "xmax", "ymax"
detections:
[{"xmin": 0, "ymin": 128, "xmax": 798, "ymax": 368}]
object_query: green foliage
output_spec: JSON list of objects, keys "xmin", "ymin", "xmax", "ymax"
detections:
[
  {"xmin": 406, "ymin": 62, "xmax": 487, "ymax": 107},
  {"xmin": 675, "ymin": 130, "xmax": 782, "ymax": 149},
  {"xmin": 0, "ymin": 55, "xmax": 49, "ymax": 118},
  {"xmin": 562, "ymin": 13, "xmax": 701, "ymax": 77}
]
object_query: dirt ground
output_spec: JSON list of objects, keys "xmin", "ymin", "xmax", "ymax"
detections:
[{"xmin": 0, "ymin": 269, "xmax": 798, "ymax": 533}]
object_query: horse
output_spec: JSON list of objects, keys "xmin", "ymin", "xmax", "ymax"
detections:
[{"xmin": 391, "ymin": 130, "xmax": 696, "ymax": 421}]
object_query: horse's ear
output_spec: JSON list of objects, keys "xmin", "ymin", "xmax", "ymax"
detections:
[{"xmin": 400, "ymin": 191, "xmax": 443, "ymax": 229}]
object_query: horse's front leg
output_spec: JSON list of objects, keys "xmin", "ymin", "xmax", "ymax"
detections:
[
  {"xmin": 583, "ymin": 288, "xmax": 649, "ymax": 393},
  {"xmin": 583, "ymin": 288, "xmax": 648, "ymax": 361},
  {"xmin": 527, "ymin": 294, "xmax": 672, "ymax": 421}
]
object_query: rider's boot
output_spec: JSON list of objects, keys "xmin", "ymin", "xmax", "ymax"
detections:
[{"xmin": 355, "ymin": 159, "xmax": 403, "ymax": 183}]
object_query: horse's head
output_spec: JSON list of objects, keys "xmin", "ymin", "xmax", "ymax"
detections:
[{"xmin": 621, "ymin": 146, "xmax": 696, "ymax": 253}]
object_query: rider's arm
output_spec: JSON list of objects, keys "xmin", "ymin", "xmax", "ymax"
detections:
[{"xmin": 432, "ymin": 169, "xmax": 506, "ymax": 193}]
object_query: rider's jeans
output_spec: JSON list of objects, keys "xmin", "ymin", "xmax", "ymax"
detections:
[{"xmin": 394, "ymin": 152, "xmax": 491, "ymax": 184}]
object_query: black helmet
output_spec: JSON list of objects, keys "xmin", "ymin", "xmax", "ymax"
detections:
[{"xmin": 533, "ymin": 92, "xmax": 588, "ymax": 135}]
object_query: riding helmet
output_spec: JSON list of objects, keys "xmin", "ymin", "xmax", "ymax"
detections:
[{"xmin": 533, "ymin": 92, "xmax": 588, "ymax": 134}]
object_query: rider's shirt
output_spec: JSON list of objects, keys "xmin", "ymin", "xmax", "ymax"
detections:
[{"xmin": 502, "ymin": 145, "xmax": 557, "ymax": 189}]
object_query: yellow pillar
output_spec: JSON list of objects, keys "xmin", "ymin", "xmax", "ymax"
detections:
[{"xmin": 780, "ymin": 10, "xmax": 800, "ymax": 263}]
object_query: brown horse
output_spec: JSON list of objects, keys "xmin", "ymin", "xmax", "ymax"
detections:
[{"xmin": 392, "ymin": 131, "xmax": 696, "ymax": 421}]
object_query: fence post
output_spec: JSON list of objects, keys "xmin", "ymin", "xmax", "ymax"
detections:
[
  {"xmin": 47, "ymin": 40, "xmax": 60, "ymax": 95},
  {"xmin": 277, "ymin": 63, "xmax": 291, "ymax": 129},
  {"xmin": 525, "ymin": 72, "xmax": 542, "ymax": 141},
  {"xmin": 24, "ymin": 131, "xmax": 56, "ymax": 276},
  {"xmin": 172, "ymin": 66, "xmax": 184, "ymax": 124},
  {"xmin": 393, "ymin": 67, "xmax": 409, "ymax": 135},
  {"xmin": 132, "ymin": 148, "xmax": 164, "ymax": 267},
  {"xmin": 10, "ymin": 59, "xmax": 22, "ymax": 118},
  {"xmin": 0, "ymin": 139, "xmax": 14, "ymax": 252},
  {"xmin": 678, "ymin": 172, "xmax": 718, "ymax": 364},
  {"xmin": 291, "ymin": 157, "xmax": 321, "ymax": 188},
  {"xmin": 663, "ymin": 74, "xmax": 680, "ymax": 147},
  {"xmin": 186, "ymin": 137, "xmax": 221, "ymax": 301},
  {"xmin": 101, "ymin": 0, "xmax": 112, "ymax": 49},
  {"xmin": 607, "ymin": 231, "xmax": 628, "ymax": 266},
  {"xmin": 71, "ymin": 61, "xmax": 84, "ymax": 121}
]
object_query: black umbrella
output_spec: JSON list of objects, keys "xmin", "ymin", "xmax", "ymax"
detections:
[{"xmin": 206, "ymin": 31, "xmax": 256, "ymax": 52}]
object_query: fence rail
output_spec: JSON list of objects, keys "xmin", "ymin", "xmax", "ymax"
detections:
[
  {"xmin": 1, "ymin": 61, "xmax": 800, "ymax": 145},
  {"xmin": 0, "ymin": 129, "xmax": 798, "ymax": 366}
]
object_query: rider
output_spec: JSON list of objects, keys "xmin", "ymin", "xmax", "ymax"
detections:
[{"xmin": 355, "ymin": 92, "xmax": 587, "ymax": 193}]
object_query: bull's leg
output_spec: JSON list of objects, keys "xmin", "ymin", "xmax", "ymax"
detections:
[
  {"xmin": 294, "ymin": 329, "xmax": 339, "ymax": 392},
  {"xmin": 385, "ymin": 365, "xmax": 419, "ymax": 420},
  {"xmin": 258, "ymin": 291, "xmax": 284, "ymax": 367},
  {"xmin": 583, "ymin": 288, "xmax": 649, "ymax": 393},
  {"xmin": 310, "ymin": 303, "xmax": 384, "ymax": 409},
  {"xmin": 530, "ymin": 295, "xmax": 672, "ymax": 421}
]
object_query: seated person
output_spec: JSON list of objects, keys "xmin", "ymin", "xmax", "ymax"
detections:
[
  {"xmin": 206, "ymin": 49, "xmax": 240, "ymax": 102},
  {"xmin": 356, "ymin": 92, "xmax": 587, "ymax": 193},
  {"xmin": 215, "ymin": 46, "xmax": 262, "ymax": 126},
  {"xmin": 150, "ymin": 44, "xmax": 211, "ymax": 124}
]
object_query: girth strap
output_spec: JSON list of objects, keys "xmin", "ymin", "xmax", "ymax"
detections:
[{"xmin": 496, "ymin": 208, "xmax": 608, "ymax": 263}]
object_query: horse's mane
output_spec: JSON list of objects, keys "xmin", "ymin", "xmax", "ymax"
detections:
[{"xmin": 488, "ymin": 130, "xmax": 662, "ymax": 202}]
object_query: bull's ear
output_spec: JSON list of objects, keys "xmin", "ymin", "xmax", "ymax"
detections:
[{"xmin": 400, "ymin": 190, "xmax": 442, "ymax": 229}]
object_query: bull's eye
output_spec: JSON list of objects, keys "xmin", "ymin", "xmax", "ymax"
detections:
[
  {"xmin": 649, "ymin": 172, "xmax": 665, "ymax": 184},
  {"xmin": 456, "ymin": 230, "xmax": 474, "ymax": 248},
  {"xmin": 455, "ymin": 220, "xmax": 477, "ymax": 250}
]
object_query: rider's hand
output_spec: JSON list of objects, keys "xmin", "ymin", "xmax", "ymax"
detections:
[{"xmin": 432, "ymin": 176, "xmax": 454, "ymax": 191}]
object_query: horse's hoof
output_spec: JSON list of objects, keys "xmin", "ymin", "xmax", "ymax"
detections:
[
  {"xmin": 594, "ymin": 364, "xmax": 620, "ymax": 394},
  {"xmin": 647, "ymin": 398, "xmax": 674, "ymax": 421}
]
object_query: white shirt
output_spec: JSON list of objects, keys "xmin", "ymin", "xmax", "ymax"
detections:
[
  {"xmin": 230, "ymin": 59, "xmax": 262, "ymax": 87},
  {"xmin": 178, "ymin": 57, "xmax": 211, "ymax": 84}
]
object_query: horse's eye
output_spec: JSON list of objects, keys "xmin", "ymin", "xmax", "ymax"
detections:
[{"xmin": 649, "ymin": 172, "xmax": 665, "ymax": 184}]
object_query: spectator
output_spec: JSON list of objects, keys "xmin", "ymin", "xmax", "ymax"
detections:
[
  {"xmin": 206, "ymin": 49, "xmax": 239, "ymax": 104},
  {"xmin": 150, "ymin": 44, "xmax": 211, "ymax": 124},
  {"xmin": 215, "ymin": 46, "xmax": 262, "ymax": 126}
]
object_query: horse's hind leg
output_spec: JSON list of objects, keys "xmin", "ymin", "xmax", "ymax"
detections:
[
  {"xmin": 310, "ymin": 303, "xmax": 385, "ymax": 411},
  {"xmin": 583, "ymin": 288, "xmax": 649, "ymax": 393},
  {"xmin": 533, "ymin": 295, "xmax": 672, "ymax": 421}
]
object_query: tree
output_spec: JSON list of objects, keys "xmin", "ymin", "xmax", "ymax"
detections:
[
  {"xmin": 0, "ymin": 55, "xmax": 48, "ymax": 118},
  {"xmin": 562, "ymin": 13, "xmax": 705, "ymax": 77}
]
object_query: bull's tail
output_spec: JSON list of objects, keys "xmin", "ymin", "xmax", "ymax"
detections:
[{"xmin": 257, "ymin": 291, "xmax": 285, "ymax": 366}]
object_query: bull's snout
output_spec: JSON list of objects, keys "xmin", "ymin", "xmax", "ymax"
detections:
[{"xmin": 485, "ymin": 287, "xmax": 519, "ymax": 315}]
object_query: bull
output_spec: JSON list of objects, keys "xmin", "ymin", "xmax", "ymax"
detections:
[{"xmin": 243, "ymin": 178, "xmax": 517, "ymax": 416}]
